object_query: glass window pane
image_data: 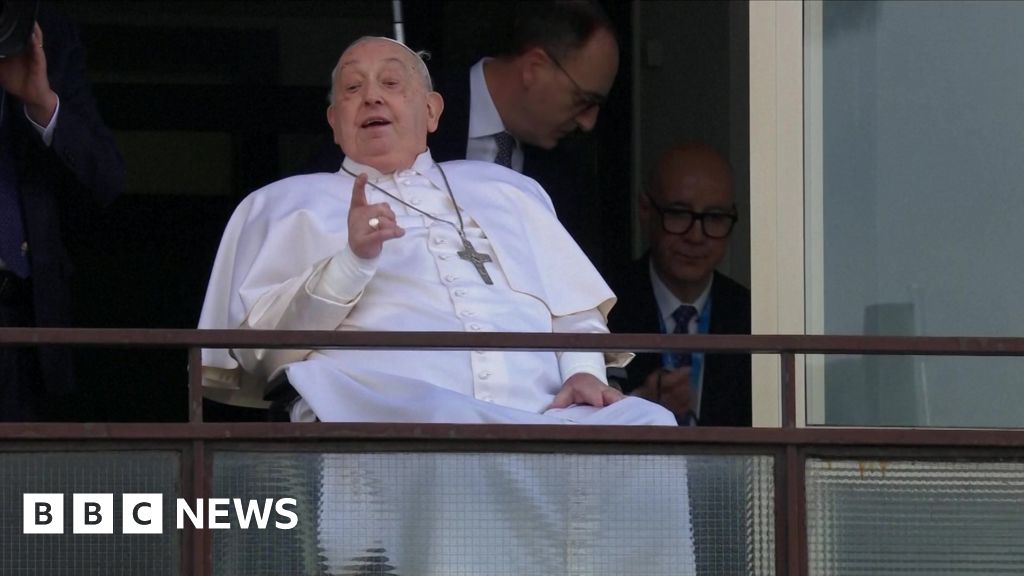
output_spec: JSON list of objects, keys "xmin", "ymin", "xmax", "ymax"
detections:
[{"xmin": 807, "ymin": 0, "xmax": 1024, "ymax": 426}]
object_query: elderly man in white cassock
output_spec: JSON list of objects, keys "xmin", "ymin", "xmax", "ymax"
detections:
[
  {"xmin": 199, "ymin": 35, "xmax": 675, "ymax": 427},
  {"xmin": 199, "ymin": 37, "xmax": 694, "ymax": 575}
]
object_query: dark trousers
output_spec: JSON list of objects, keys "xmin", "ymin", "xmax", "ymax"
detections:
[{"xmin": 0, "ymin": 272, "xmax": 41, "ymax": 421}]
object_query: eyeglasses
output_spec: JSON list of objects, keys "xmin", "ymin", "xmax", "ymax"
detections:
[
  {"xmin": 544, "ymin": 50, "xmax": 606, "ymax": 112},
  {"xmin": 646, "ymin": 194, "xmax": 738, "ymax": 239}
]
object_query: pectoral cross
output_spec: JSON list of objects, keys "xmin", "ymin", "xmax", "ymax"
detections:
[{"xmin": 458, "ymin": 237, "xmax": 494, "ymax": 285}]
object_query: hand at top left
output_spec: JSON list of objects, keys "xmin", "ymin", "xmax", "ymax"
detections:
[{"xmin": 0, "ymin": 23, "xmax": 57, "ymax": 126}]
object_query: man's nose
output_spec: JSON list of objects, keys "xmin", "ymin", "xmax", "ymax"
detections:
[
  {"xmin": 683, "ymin": 219, "xmax": 706, "ymax": 243},
  {"xmin": 361, "ymin": 83, "xmax": 383, "ymax": 104},
  {"xmin": 575, "ymin": 105, "xmax": 600, "ymax": 132}
]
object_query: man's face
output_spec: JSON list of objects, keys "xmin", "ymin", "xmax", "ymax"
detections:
[
  {"xmin": 518, "ymin": 28, "xmax": 619, "ymax": 149},
  {"xmin": 327, "ymin": 39, "xmax": 443, "ymax": 173},
  {"xmin": 642, "ymin": 149, "xmax": 735, "ymax": 293}
]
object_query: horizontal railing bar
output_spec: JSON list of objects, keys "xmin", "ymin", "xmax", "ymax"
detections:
[
  {"xmin": 3, "ymin": 422, "xmax": 1024, "ymax": 447},
  {"xmin": 3, "ymin": 328, "xmax": 1024, "ymax": 356}
]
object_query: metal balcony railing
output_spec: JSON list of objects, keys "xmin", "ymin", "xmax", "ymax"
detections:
[{"xmin": 2, "ymin": 327, "xmax": 1024, "ymax": 576}]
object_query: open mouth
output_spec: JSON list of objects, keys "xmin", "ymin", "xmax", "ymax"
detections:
[{"xmin": 361, "ymin": 117, "xmax": 391, "ymax": 128}]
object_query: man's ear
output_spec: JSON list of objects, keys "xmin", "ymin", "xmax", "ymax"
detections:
[
  {"xmin": 520, "ymin": 47, "xmax": 549, "ymax": 89},
  {"xmin": 638, "ymin": 192, "xmax": 652, "ymax": 226},
  {"xmin": 326, "ymin": 104, "xmax": 336, "ymax": 131},
  {"xmin": 426, "ymin": 91, "xmax": 444, "ymax": 133},
  {"xmin": 326, "ymin": 103, "xmax": 343, "ymax": 145}
]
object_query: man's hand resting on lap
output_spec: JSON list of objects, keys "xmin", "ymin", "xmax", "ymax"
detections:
[{"xmin": 548, "ymin": 372, "xmax": 624, "ymax": 409}]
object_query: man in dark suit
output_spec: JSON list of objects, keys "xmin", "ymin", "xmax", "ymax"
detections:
[
  {"xmin": 608, "ymin": 143, "xmax": 751, "ymax": 427},
  {"xmin": 0, "ymin": 3, "xmax": 125, "ymax": 421},
  {"xmin": 302, "ymin": 0, "xmax": 618, "ymax": 269}
]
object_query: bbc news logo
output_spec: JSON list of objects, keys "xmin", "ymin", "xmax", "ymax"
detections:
[{"xmin": 23, "ymin": 494, "xmax": 298, "ymax": 534}]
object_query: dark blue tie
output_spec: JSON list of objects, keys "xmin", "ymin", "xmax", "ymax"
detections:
[
  {"xmin": 0, "ymin": 134, "xmax": 28, "ymax": 277},
  {"xmin": 671, "ymin": 304, "xmax": 700, "ymax": 426},
  {"xmin": 670, "ymin": 304, "xmax": 698, "ymax": 368},
  {"xmin": 493, "ymin": 131, "xmax": 515, "ymax": 168}
]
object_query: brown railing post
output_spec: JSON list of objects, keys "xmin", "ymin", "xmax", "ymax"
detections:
[
  {"xmin": 779, "ymin": 351, "xmax": 804, "ymax": 575},
  {"xmin": 786, "ymin": 445, "xmax": 807, "ymax": 576},
  {"xmin": 188, "ymin": 347, "xmax": 203, "ymax": 424},
  {"xmin": 187, "ymin": 347, "xmax": 209, "ymax": 574},
  {"xmin": 781, "ymin": 351, "xmax": 797, "ymax": 428}
]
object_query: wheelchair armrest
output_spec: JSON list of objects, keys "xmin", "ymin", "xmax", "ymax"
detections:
[
  {"xmin": 263, "ymin": 371, "xmax": 298, "ymax": 406},
  {"xmin": 606, "ymin": 366, "xmax": 627, "ymax": 392},
  {"xmin": 263, "ymin": 372, "xmax": 299, "ymax": 422}
]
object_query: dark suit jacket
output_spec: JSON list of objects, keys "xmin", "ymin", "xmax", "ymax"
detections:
[
  {"xmin": 6, "ymin": 4, "xmax": 124, "ymax": 404},
  {"xmin": 608, "ymin": 258, "xmax": 752, "ymax": 426},
  {"xmin": 302, "ymin": 66, "xmax": 606, "ymax": 270}
]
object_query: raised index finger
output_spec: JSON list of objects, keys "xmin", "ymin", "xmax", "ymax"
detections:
[{"xmin": 350, "ymin": 173, "xmax": 369, "ymax": 209}]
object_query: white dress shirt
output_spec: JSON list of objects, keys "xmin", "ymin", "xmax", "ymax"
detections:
[{"xmin": 465, "ymin": 58, "xmax": 524, "ymax": 172}]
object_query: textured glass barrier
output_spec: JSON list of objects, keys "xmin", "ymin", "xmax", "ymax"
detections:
[
  {"xmin": 690, "ymin": 455, "xmax": 776, "ymax": 576},
  {"xmin": 0, "ymin": 451, "xmax": 181, "ymax": 576},
  {"xmin": 212, "ymin": 451, "xmax": 774, "ymax": 576},
  {"xmin": 807, "ymin": 458, "xmax": 1024, "ymax": 575}
]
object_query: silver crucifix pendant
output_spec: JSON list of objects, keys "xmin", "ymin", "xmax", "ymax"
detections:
[{"xmin": 457, "ymin": 238, "xmax": 494, "ymax": 284}]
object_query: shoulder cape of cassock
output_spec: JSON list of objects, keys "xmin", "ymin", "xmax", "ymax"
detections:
[{"xmin": 197, "ymin": 159, "xmax": 616, "ymax": 408}]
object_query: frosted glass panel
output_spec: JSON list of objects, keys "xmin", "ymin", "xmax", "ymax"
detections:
[
  {"xmin": 212, "ymin": 451, "xmax": 776, "ymax": 576},
  {"xmin": 807, "ymin": 458, "xmax": 1024, "ymax": 575},
  {"xmin": 0, "ymin": 451, "xmax": 181, "ymax": 575},
  {"xmin": 808, "ymin": 0, "xmax": 1024, "ymax": 426}
]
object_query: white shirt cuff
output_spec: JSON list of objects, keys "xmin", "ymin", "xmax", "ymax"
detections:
[
  {"xmin": 25, "ymin": 94, "xmax": 60, "ymax": 147},
  {"xmin": 558, "ymin": 351, "xmax": 610, "ymax": 385},
  {"xmin": 311, "ymin": 245, "xmax": 378, "ymax": 302},
  {"xmin": 551, "ymin": 307, "xmax": 611, "ymax": 385}
]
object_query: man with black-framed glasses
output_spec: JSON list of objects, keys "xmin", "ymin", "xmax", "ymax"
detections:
[{"xmin": 608, "ymin": 143, "xmax": 752, "ymax": 427}]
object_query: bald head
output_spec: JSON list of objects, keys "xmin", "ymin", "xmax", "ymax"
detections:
[
  {"xmin": 326, "ymin": 37, "xmax": 444, "ymax": 173},
  {"xmin": 643, "ymin": 143, "xmax": 736, "ymax": 302},
  {"xmin": 651, "ymin": 143, "xmax": 734, "ymax": 205},
  {"xmin": 329, "ymin": 36, "xmax": 434, "ymax": 102}
]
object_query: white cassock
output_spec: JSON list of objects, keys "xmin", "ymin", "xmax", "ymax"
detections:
[
  {"xmin": 198, "ymin": 150, "xmax": 695, "ymax": 574},
  {"xmin": 199, "ymin": 150, "xmax": 674, "ymax": 426}
]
